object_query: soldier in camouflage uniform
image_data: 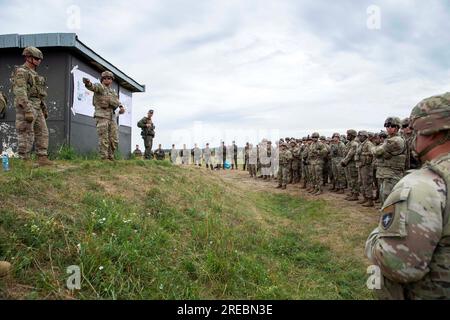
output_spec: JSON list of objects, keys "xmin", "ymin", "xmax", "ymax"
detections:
[
  {"xmin": 248, "ymin": 144, "xmax": 258, "ymax": 178},
  {"xmin": 133, "ymin": 145, "xmax": 143, "ymax": 159},
  {"xmin": 365, "ymin": 92, "xmax": 450, "ymax": 300},
  {"xmin": 276, "ymin": 143, "xmax": 292, "ymax": 189},
  {"xmin": 355, "ymin": 131, "xmax": 375, "ymax": 207},
  {"xmin": 341, "ymin": 129, "xmax": 360, "ymax": 201},
  {"xmin": 0, "ymin": 91, "xmax": 6, "ymax": 119},
  {"xmin": 371, "ymin": 117, "xmax": 406, "ymax": 206},
  {"xmin": 10, "ymin": 47, "xmax": 53, "ymax": 165},
  {"xmin": 204, "ymin": 143, "xmax": 213, "ymax": 169},
  {"xmin": 330, "ymin": 133, "xmax": 346, "ymax": 194},
  {"xmin": 290, "ymin": 140, "xmax": 301, "ymax": 184},
  {"xmin": 154, "ymin": 144, "xmax": 166, "ymax": 161},
  {"xmin": 137, "ymin": 110, "xmax": 155, "ymax": 160},
  {"xmin": 308, "ymin": 132, "xmax": 328, "ymax": 195},
  {"xmin": 402, "ymin": 117, "xmax": 422, "ymax": 170},
  {"xmin": 84, "ymin": 71, "xmax": 125, "ymax": 161},
  {"xmin": 320, "ymin": 136, "xmax": 331, "ymax": 188},
  {"xmin": 243, "ymin": 142, "xmax": 250, "ymax": 171}
]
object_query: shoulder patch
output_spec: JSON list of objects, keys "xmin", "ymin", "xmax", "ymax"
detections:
[{"xmin": 381, "ymin": 206, "xmax": 395, "ymax": 230}]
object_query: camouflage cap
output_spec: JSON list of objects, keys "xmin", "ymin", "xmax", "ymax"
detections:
[
  {"xmin": 347, "ymin": 129, "xmax": 357, "ymax": 137},
  {"xmin": 410, "ymin": 92, "xmax": 450, "ymax": 135},
  {"xmin": 384, "ymin": 116, "xmax": 401, "ymax": 127},
  {"xmin": 358, "ymin": 130, "xmax": 368, "ymax": 137},
  {"xmin": 22, "ymin": 46, "xmax": 43, "ymax": 59},
  {"xmin": 311, "ymin": 132, "xmax": 320, "ymax": 139},
  {"xmin": 101, "ymin": 71, "xmax": 115, "ymax": 80}
]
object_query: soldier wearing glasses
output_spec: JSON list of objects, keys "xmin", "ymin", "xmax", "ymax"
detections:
[{"xmin": 371, "ymin": 117, "xmax": 406, "ymax": 205}]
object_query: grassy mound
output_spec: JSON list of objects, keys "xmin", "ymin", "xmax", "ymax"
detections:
[{"xmin": 0, "ymin": 159, "xmax": 373, "ymax": 299}]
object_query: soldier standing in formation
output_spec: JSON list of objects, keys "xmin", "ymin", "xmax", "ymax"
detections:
[
  {"xmin": 366, "ymin": 93, "xmax": 450, "ymax": 300},
  {"xmin": 10, "ymin": 46, "xmax": 53, "ymax": 166},
  {"xmin": 371, "ymin": 117, "xmax": 406, "ymax": 205},
  {"xmin": 330, "ymin": 133, "xmax": 346, "ymax": 194},
  {"xmin": 84, "ymin": 71, "xmax": 125, "ymax": 161},
  {"xmin": 231, "ymin": 141, "xmax": 238, "ymax": 170},
  {"xmin": 308, "ymin": 132, "xmax": 328, "ymax": 195},
  {"xmin": 290, "ymin": 140, "xmax": 301, "ymax": 184},
  {"xmin": 341, "ymin": 129, "xmax": 360, "ymax": 201},
  {"xmin": 193, "ymin": 144, "xmax": 202, "ymax": 166},
  {"xmin": 243, "ymin": 142, "xmax": 250, "ymax": 171},
  {"xmin": 355, "ymin": 131, "xmax": 374, "ymax": 207},
  {"xmin": 276, "ymin": 143, "xmax": 292, "ymax": 189},
  {"xmin": 154, "ymin": 144, "xmax": 165, "ymax": 160},
  {"xmin": 170, "ymin": 144, "xmax": 178, "ymax": 164},
  {"xmin": 248, "ymin": 143, "xmax": 258, "ymax": 178},
  {"xmin": 137, "ymin": 109, "xmax": 155, "ymax": 160}
]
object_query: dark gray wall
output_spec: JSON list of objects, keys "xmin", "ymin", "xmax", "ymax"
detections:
[{"xmin": 0, "ymin": 47, "xmax": 132, "ymax": 157}]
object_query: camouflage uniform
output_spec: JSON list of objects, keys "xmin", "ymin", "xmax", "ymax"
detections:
[
  {"xmin": 170, "ymin": 147, "xmax": 178, "ymax": 164},
  {"xmin": 154, "ymin": 147, "xmax": 165, "ymax": 160},
  {"xmin": 204, "ymin": 146, "xmax": 213, "ymax": 169},
  {"xmin": 277, "ymin": 144, "xmax": 292, "ymax": 189},
  {"xmin": 341, "ymin": 130, "xmax": 360, "ymax": 200},
  {"xmin": 10, "ymin": 48, "xmax": 49, "ymax": 160},
  {"xmin": 193, "ymin": 146, "xmax": 202, "ymax": 166},
  {"xmin": 372, "ymin": 117, "xmax": 406, "ymax": 206},
  {"xmin": 330, "ymin": 133, "xmax": 346, "ymax": 193},
  {"xmin": 290, "ymin": 142, "xmax": 301, "ymax": 184},
  {"xmin": 243, "ymin": 144, "xmax": 249, "ymax": 171},
  {"xmin": 0, "ymin": 91, "xmax": 6, "ymax": 119},
  {"xmin": 365, "ymin": 93, "xmax": 450, "ymax": 299},
  {"xmin": 308, "ymin": 133, "xmax": 328, "ymax": 194},
  {"xmin": 248, "ymin": 145, "xmax": 258, "ymax": 177},
  {"xmin": 85, "ymin": 71, "xmax": 122, "ymax": 160},
  {"xmin": 300, "ymin": 140, "xmax": 309, "ymax": 189},
  {"xmin": 137, "ymin": 114, "xmax": 155, "ymax": 160},
  {"xmin": 133, "ymin": 148, "xmax": 143, "ymax": 159},
  {"xmin": 355, "ymin": 131, "xmax": 374, "ymax": 206}
]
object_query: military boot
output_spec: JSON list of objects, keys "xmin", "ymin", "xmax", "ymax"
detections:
[
  {"xmin": 0, "ymin": 261, "xmax": 11, "ymax": 277},
  {"xmin": 357, "ymin": 197, "xmax": 368, "ymax": 205},
  {"xmin": 276, "ymin": 185, "xmax": 282, "ymax": 189},
  {"xmin": 37, "ymin": 155, "xmax": 54, "ymax": 167},
  {"xmin": 336, "ymin": 188, "xmax": 345, "ymax": 194},
  {"xmin": 329, "ymin": 184, "xmax": 336, "ymax": 192},
  {"xmin": 363, "ymin": 198, "xmax": 374, "ymax": 207}
]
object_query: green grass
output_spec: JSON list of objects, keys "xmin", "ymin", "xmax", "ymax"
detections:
[{"xmin": 0, "ymin": 158, "xmax": 374, "ymax": 299}]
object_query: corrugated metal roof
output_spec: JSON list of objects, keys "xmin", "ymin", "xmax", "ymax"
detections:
[{"xmin": 0, "ymin": 33, "xmax": 145, "ymax": 93}]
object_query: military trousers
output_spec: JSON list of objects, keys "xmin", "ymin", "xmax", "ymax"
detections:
[
  {"xmin": 311, "ymin": 160, "xmax": 324, "ymax": 190},
  {"xmin": 291, "ymin": 159, "xmax": 300, "ymax": 183},
  {"xmin": 143, "ymin": 136, "xmax": 154, "ymax": 159},
  {"xmin": 15, "ymin": 106, "xmax": 49, "ymax": 158},
  {"xmin": 346, "ymin": 162, "xmax": 360, "ymax": 194},
  {"xmin": 332, "ymin": 158, "xmax": 346, "ymax": 189},
  {"xmin": 277, "ymin": 164, "xmax": 290, "ymax": 187},
  {"xmin": 359, "ymin": 165, "xmax": 374, "ymax": 199},
  {"xmin": 96, "ymin": 117, "xmax": 118, "ymax": 160},
  {"xmin": 379, "ymin": 177, "xmax": 401, "ymax": 206},
  {"xmin": 249, "ymin": 164, "xmax": 257, "ymax": 177}
]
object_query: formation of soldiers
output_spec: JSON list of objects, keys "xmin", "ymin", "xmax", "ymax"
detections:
[{"xmin": 242, "ymin": 117, "xmax": 419, "ymax": 209}]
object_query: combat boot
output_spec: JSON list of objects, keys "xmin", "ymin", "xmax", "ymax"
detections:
[
  {"xmin": 329, "ymin": 184, "xmax": 336, "ymax": 192},
  {"xmin": 0, "ymin": 261, "xmax": 11, "ymax": 277},
  {"xmin": 336, "ymin": 189, "xmax": 345, "ymax": 194},
  {"xmin": 363, "ymin": 199, "xmax": 374, "ymax": 207},
  {"xmin": 37, "ymin": 155, "xmax": 54, "ymax": 167},
  {"xmin": 357, "ymin": 197, "xmax": 368, "ymax": 205}
]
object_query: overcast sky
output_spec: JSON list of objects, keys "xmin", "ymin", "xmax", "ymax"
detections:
[{"xmin": 1, "ymin": 0, "xmax": 450, "ymax": 149}]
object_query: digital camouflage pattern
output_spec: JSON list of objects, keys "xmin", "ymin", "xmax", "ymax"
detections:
[
  {"xmin": 365, "ymin": 152, "xmax": 450, "ymax": 299},
  {"xmin": 309, "ymin": 139, "xmax": 328, "ymax": 193},
  {"xmin": 137, "ymin": 116, "xmax": 155, "ymax": 159},
  {"xmin": 85, "ymin": 81, "xmax": 121, "ymax": 160},
  {"xmin": 330, "ymin": 139, "xmax": 346, "ymax": 192},
  {"xmin": 372, "ymin": 133, "xmax": 406, "ymax": 204},
  {"xmin": 342, "ymin": 138, "xmax": 360, "ymax": 196},
  {"xmin": 410, "ymin": 92, "xmax": 450, "ymax": 135},
  {"xmin": 356, "ymin": 134, "xmax": 374, "ymax": 202},
  {"xmin": 277, "ymin": 145, "xmax": 293, "ymax": 188},
  {"xmin": 10, "ymin": 63, "xmax": 49, "ymax": 158}
]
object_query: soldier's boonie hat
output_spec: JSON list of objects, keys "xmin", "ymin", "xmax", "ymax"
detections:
[
  {"xmin": 22, "ymin": 46, "xmax": 43, "ymax": 59},
  {"xmin": 410, "ymin": 92, "xmax": 450, "ymax": 135}
]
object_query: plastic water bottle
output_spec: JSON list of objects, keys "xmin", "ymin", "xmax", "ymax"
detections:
[{"xmin": 2, "ymin": 154, "xmax": 9, "ymax": 172}]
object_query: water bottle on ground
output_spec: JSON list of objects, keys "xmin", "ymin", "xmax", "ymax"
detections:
[{"xmin": 2, "ymin": 153, "xmax": 9, "ymax": 172}]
